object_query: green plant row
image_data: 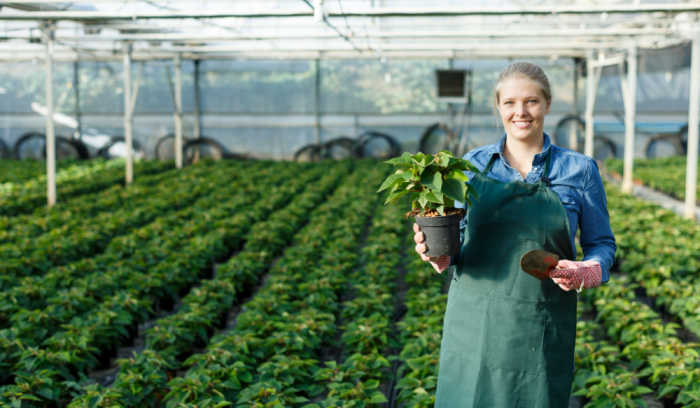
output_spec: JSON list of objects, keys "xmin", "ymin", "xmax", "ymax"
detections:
[
  {"xmin": 80, "ymin": 161, "xmax": 352, "ymax": 407},
  {"xmin": 0, "ymin": 160, "xmax": 189, "ymax": 246},
  {"xmin": 0, "ymin": 158, "xmax": 85, "ymax": 185},
  {"xmin": 311, "ymin": 201, "xmax": 405, "ymax": 407},
  {"xmin": 0, "ymin": 161, "xmax": 227, "ymax": 290},
  {"xmin": 392, "ymin": 237, "xmax": 447, "ymax": 407},
  {"xmin": 604, "ymin": 156, "xmax": 700, "ymax": 201},
  {"xmin": 0, "ymin": 162, "xmax": 335, "ymax": 406},
  {"xmin": 0, "ymin": 158, "xmax": 171, "ymax": 217},
  {"xmin": 0, "ymin": 163, "xmax": 264, "ymax": 327},
  {"xmin": 0, "ymin": 161, "xmax": 278, "ymax": 383},
  {"xmin": 0, "ymin": 161, "xmax": 288, "ymax": 346},
  {"xmin": 138, "ymin": 164, "xmax": 383, "ymax": 407},
  {"xmin": 605, "ymin": 184, "xmax": 700, "ymax": 337},
  {"xmin": 570, "ymin": 289, "xmax": 654, "ymax": 408},
  {"xmin": 580, "ymin": 275, "xmax": 700, "ymax": 407}
]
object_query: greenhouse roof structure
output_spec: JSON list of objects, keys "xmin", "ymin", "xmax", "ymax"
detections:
[
  {"xmin": 0, "ymin": 0, "xmax": 698, "ymax": 220},
  {"xmin": 0, "ymin": 1, "xmax": 698, "ymax": 61}
]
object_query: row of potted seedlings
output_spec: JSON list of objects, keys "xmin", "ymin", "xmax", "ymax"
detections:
[
  {"xmin": 393, "ymin": 235, "xmax": 448, "ymax": 407},
  {"xmin": 0, "ymin": 162, "xmax": 248, "ymax": 332},
  {"xmin": 65, "ymin": 161, "xmax": 366, "ymax": 406},
  {"xmin": 0, "ymin": 160, "xmax": 239, "ymax": 290},
  {"xmin": 312, "ymin": 200, "xmax": 405, "ymax": 406},
  {"xmin": 605, "ymin": 156, "xmax": 699, "ymax": 201},
  {"xmin": 579, "ymin": 276, "xmax": 700, "ymax": 407},
  {"xmin": 0, "ymin": 159, "xmax": 201, "ymax": 246},
  {"xmin": 0, "ymin": 161, "xmax": 333, "ymax": 405},
  {"xmin": 140, "ymin": 164, "xmax": 384, "ymax": 406},
  {"xmin": 570, "ymin": 290, "xmax": 653, "ymax": 407},
  {"xmin": 0, "ymin": 158, "xmax": 171, "ymax": 217},
  {"xmin": 73, "ymin": 161, "xmax": 355, "ymax": 407},
  {"xmin": 605, "ymin": 185, "xmax": 700, "ymax": 338},
  {"xmin": 0, "ymin": 161, "xmax": 291, "ymax": 344}
]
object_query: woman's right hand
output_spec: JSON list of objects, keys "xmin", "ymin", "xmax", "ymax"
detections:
[{"xmin": 413, "ymin": 223, "xmax": 451, "ymax": 274}]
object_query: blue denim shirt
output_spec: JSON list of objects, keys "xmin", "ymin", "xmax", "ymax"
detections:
[{"xmin": 456, "ymin": 133, "xmax": 616, "ymax": 283}]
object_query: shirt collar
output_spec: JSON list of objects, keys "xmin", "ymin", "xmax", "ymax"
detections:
[{"xmin": 491, "ymin": 132, "xmax": 552, "ymax": 165}]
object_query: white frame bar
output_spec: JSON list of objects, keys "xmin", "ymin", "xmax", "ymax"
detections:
[
  {"xmin": 622, "ymin": 46, "xmax": 638, "ymax": 193},
  {"xmin": 174, "ymin": 53, "xmax": 184, "ymax": 169},
  {"xmin": 123, "ymin": 42, "xmax": 134, "ymax": 185},
  {"xmin": 43, "ymin": 22, "xmax": 56, "ymax": 207},
  {"xmin": 686, "ymin": 35, "xmax": 700, "ymax": 219}
]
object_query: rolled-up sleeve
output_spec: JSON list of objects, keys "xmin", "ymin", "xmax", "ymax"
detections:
[{"xmin": 579, "ymin": 159, "xmax": 617, "ymax": 283}]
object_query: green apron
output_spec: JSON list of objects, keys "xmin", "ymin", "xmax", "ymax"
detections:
[{"xmin": 436, "ymin": 151, "xmax": 577, "ymax": 407}]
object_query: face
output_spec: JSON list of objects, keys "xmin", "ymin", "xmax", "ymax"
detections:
[{"xmin": 496, "ymin": 76, "xmax": 551, "ymax": 143}]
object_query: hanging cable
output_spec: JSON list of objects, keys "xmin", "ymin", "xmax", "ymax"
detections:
[{"xmin": 300, "ymin": 0, "xmax": 366, "ymax": 53}]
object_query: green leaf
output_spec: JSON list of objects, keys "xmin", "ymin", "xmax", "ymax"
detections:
[
  {"xmin": 384, "ymin": 152, "xmax": 413, "ymax": 167},
  {"xmin": 377, "ymin": 170, "xmax": 410, "ymax": 192},
  {"xmin": 420, "ymin": 168, "xmax": 442, "ymax": 193},
  {"xmin": 443, "ymin": 178, "xmax": 467, "ymax": 202},
  {"xmin": 448, "ymin": 169, "xmax": 469, "ymax": 183},
  {"xmin": 368, "ymin": 391, "xmax": 388, "ymax": 403},
  {"xmin": 384, "ymin": 189, "xmax": 410, "ymax": 205}
]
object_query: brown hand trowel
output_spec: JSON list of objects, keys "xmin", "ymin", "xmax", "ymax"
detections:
[{"xmin": 520, "ymin": 249, "xmax": 561, "ymax": 280}]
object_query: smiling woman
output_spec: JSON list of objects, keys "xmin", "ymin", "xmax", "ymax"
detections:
[{"xmin": 412, "ymin": 61, "xmax": 617, "ymax": 408}]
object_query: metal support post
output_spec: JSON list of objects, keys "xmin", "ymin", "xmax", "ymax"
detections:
[
  {"xmin": 622, "ymin": 46, "xmax": 637, "ymax": 193},
  {"xmin": 73, "ymin": 60, "xmax": 82, "ymax": 139},
  {"xmin": 193, "ymin": 59, "xmax": 201, "ymax": 141},
  {"xmin": 174, "ymin": 53, "xmax": 184, "ymax": 168},
  {"xmin": 685, "ymin": 35, "xmax": 699, "ymax": 219},
  {"xmin": 43, "ymin": 22, "xmax": 56, "ymax": 207},
  {"xmin": 569, "ymin": 58, "xmax": 580, "ymax": 151},
  {"xmin": 123, "ymin": 42, "xmax": 134, "ymax": 185},
  {"xmin": 584, "ymin": 50, "xmax": 601, "ymax": 158},
  {"xmin": 314, "ymin": 58, "xmax": 321, "ymax": 145}
]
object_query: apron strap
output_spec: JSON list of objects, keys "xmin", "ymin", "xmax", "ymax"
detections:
[{"xmin": 483, "ymin": 153, "xmax": 499, "ymax": 175}]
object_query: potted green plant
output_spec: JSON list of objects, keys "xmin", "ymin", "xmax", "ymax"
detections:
[{"xmin": 377, "ymin": 151, "xmax": 478, "ymax": 257}]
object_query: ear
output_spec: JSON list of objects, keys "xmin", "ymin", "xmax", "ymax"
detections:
[{"xmin": 544, "ymin": 99, "xmax": 551, "ymax": 115}]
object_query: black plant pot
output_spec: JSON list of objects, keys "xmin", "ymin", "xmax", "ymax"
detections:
[{"xmin": 415, "ymin": 212, "xmax": 462, "ymax": 257}]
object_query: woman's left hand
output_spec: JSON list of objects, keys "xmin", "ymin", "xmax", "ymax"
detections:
[{"xmin": 551, "ymin": 259, "xmax": 602, "ymax": 292}]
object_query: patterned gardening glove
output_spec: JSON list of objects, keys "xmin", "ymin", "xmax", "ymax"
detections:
[
  {"xmin": 550, "ymin": 259, "xmax": 602, "ymax": 292},
  {"xmin": 413, "ymin": 223, "xmax": 451, "ymax": 274}
]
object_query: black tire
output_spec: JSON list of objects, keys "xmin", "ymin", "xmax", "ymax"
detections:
[
  {"xmin": 354, "ymin": 131, "xmax": 401, "ymax": 159},
  {"xmin": 593, "ymin": 137, "xmax": 617, "ymax": 161},
  {"xmin": 678, "ymin": 124, "xmax": 700, "ymax": 155},
  {"xmin": 554, "ymin": 114, "xmax": 585, "ymax": 151},
  {"xmin": 293, "ymin": 143, "xmax": 322, "ymax": 162},
  {"xmin": 13, "ymin": 131, "xmax": 45, "ymax": 159},
  {"xmin": 0, "ymin": 138, "xmax": 9, "ymax": 159},
  {"xmin": 154, "ymin": 133, "xmax": 191, "ymax": 161},
  {"xmin": 14, "ymin": 132, "xmax": 89, "ymax": 160},
  {"xmin": 320, "ymin": 137, "xmax": 357, "ymax": 160},
  {"xmin": 644, "ymin": 133, "xmax": 684, "ymax": 159},
  {"xmin": 47, "ymin": 136, "xmax": 90, "ymax": 160},
  {"xmin": 183, "ymin": 137, "xmax": 231, "ymax": 164},
  {"xmin": 97, "ymin": 136, "xmax": 144, "ymax": 159},
  {"xmin": 419, "ymin": 122, "xmax": 456, "ymax": 155}
]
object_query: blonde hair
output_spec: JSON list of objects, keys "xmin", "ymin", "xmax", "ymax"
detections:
[{"xmin": 494, "ymin": 62, "xmax": 552, "ymax": 108}]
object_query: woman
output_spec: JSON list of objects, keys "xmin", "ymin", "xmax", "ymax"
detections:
[{"xmin": 413, "ymin": 62, "xmax": 616, "ymax": 407}]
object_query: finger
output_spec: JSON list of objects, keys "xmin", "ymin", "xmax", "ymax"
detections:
[
  {"xmin": 413, "ymin": 231, "xmax": 425, "ymax": 244},
  {"xmin": 415, "ymin": 243, "xmax": 427, "ymax": 254},
  {"xmin": 413, "ymin": 223, "xmax": 420, "ymax": 233},
  {"xmin": 419, "ymin": 252, "xmax": 430, "ymax": 261}
]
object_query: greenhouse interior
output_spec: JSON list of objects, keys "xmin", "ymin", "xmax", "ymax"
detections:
[{"xmin": 0, "ymin": 1, "xmax": 699, "ymax": 407}]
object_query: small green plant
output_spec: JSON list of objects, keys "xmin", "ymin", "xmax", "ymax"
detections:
[{"xmin": 377, "ymin": 151, "xmax": 478, "ymax": 216}]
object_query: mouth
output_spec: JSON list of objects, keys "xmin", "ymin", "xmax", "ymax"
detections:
[{"xmin": 512, "ymin": 120, "xmax": 532, "ymax": 129}]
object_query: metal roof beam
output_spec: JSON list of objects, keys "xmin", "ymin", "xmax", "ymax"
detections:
[{"xmin": 0, "ymin": 4, "xmax": 699, "ymax": 20}]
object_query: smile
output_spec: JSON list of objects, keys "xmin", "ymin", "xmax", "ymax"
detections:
[{"xmin": 512, "ymin": 121, "xmax": 532, "ymax": 129}]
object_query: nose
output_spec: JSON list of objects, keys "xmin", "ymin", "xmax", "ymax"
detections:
[{"xmin": 514, "ymin": 102, "xmax": 529, "ymax": 117}]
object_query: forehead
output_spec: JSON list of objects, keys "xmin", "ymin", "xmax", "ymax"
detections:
[{"xmin": 498, "ymin": 75, "xmax": 545, "ymax": 98}]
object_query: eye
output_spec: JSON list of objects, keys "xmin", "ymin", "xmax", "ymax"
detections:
[
  {"xmin": 528, "ymin": 99, "xmax": 539, "ymax": 104},
  {"xmin": 503, "ymin": 101, "xmax": 514, "ymax": 105}
]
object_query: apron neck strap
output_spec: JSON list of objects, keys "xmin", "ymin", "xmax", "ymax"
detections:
[{"xmin": 482, "ymin": 146, "xmax": 553, "ymax": 184}]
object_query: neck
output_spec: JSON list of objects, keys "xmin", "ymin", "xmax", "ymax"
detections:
[{"xmin": 503, "ymin": 133, "xmax": 545, "ymax": 176}]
